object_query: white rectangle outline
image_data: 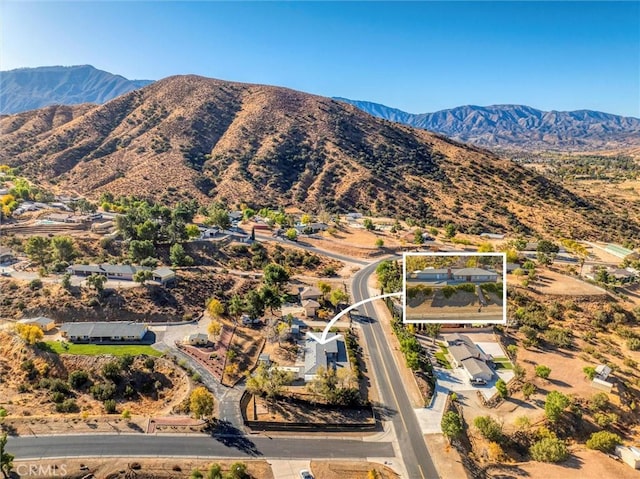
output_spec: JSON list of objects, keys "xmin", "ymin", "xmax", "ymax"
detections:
[{"xmin": 402, "ymin": 251, "xmax": 507, "ymax": 325}]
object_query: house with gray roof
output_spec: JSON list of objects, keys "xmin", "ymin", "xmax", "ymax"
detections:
[
  {"xmin": 303, "ymin": 332, "xmax": 344, "ymax": 382},
  {"xmin": 67, "ymin": 263, "xmax": 175, "ymax": 285},
  {"xmin": 18, "ymin": 316, "xmax": 56, "ymax": 331},
  {"xmin": 445, "ymin": 334, "xmax": 494, "ymax": 382},
  {"xmin": 412, "ymin": 267, "xmax": 499, "ymax": 284},
  {"xmin": 60, "ymin": 321, "xmax": 148, "ymax": 343}
]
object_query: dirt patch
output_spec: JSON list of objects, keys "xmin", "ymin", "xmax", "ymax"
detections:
[
  {"xmin": 522, "ymin": 268, "xmax": 607, "ymax": 296},
  {"xmin": 311, "ymin": 460, "xmax": 399, "ymax": 479},
  {"xmin": 12, "ymin": 458, "xmax": 274, "ymax": 479},
  {"xmin": 487, "ymin": 448, "xmax": 640, "ymax": 479}
]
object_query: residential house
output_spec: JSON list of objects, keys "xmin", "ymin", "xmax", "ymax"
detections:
[
  {"xmin": 18, "ymin": 316, "xmax": 56, "ymax": 332},
  {"xmin": 258, "ymin": 354, "xmax": 271, "ymax": 366},
  {"xmin": 0, "ymin": 246, "xmax": 15, "ymax": 264},
  {"xmin": 302, "ymin": 299, "xmax": 320, "ymax": 317},
  {"xmin": 445, "ymin": 334, "xmax": 494, "ymax": 382},
  {"xmin": 184, "ymin": 333, "xmax": 209, "ymax": 346},
  {"xmin": 346, "ymin": 212, "xmax": 363, "ymax": 220},
  {"xmin": 303, "ymin": 332, "xmax": 340, "ymax": 382},
  {"xmin": 300, "ymin": 286, "xmax": 323, "ymax": 301},
  {"xmin": 413, "ymin": 267, "xmax": 499, "ymax": 284},
  {"xmin": 60, "ymin": 322, "xmax": 148, "ymax": 343},
  {"xmin": 615, "ymin": 446, "xmax": 640, "ymax": 469},
  {"xmin": 452, "ymin": 268, "xmax": 499, "ymax": 283},
  {"xmin": 67, "ymin": 263, "xmax": 175, "ymax": 286},
  {"xmin": 91, "ymin": 221, "xmax": 115, "ymax": 233},
  {"xmin": 295, "ymin": 222, "xmax": 329, "ymax": 234},
  {"xmin": 480, "ymin": 233, "xmax": 505, "ymax": 240}
]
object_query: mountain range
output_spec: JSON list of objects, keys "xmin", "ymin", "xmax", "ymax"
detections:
[
  {"xmin": 0, "ymin": 65, "xmax": 153, "ymax": 115},
  {"xmin": 333, "ymin": 98, "xmax": 640, "ymax": 152},
  {"xmin": 0, "ymin": 74, "xmax": 636, "ymax": 241}
]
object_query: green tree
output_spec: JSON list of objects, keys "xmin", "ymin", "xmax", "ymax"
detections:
[
  {"xmin": 263, "ymin": 263, "xmax": 290, "ymax": 291},
  {"xmin": 227, "ymin": 462, "xmax": 249, "ymax": 479},
  {"xmin": 51, "ymin": 236, "xmax": 76, "ymax": 262},
  {"xmin": 135, "ymin": 219, "xmax": 159, "ymax": 241},
  {"xmin": 522, "ymin": 382, "xmax": 536, "ymax": 400},
  {"xmin": 545, "ymin": 391, "xmax": 570, "ymax": 422},
  {"xmin": 536, "ymin": 240, "xmax": 560, "ymax": 265},
  {"xmin": 529, "ymin": 437, "xmax": 568, "ymax": 463},
  {"xmin": 413, "ymin": 229, "xmax": 424, "ymax": 245},
  {"xmin": 474, "ymin": 416, "xmax": 503, "ymax": 442},
  {"xmin": 535, "ymin": 365, "xmax": 551, "ymax": 379},
  {"xmin": 444, "ymin": 223, "xmax": 457, "ymax": 239},
  {"xmin": 318, "ymin": 281, "xmax": 332, "ymax": 303},
  {"xmin": 244, "ymin": 289, "xmax": 265, "ymax": 318},
  {"xmin": 424, "ymin": 323, "xmax": 441, "ymax": 345},
  {"xmin": 507, "ymin": 344, "xmax": 518, "ymax": 361},
  {"xmin": 129, "ymin": 240, "xmax": 156, "ymax": 262},
  {"xmin": 102, "ymin": 361, "xmax": 121, "ymax": 381},
  {"xmin": 246, "ymin": 362, "xmax": 294, "ymax": 399},
  {"xmin": 259, "ymin": 285, "xmax": 283, "ymax": 313},
  {"xmin": 329, "ymin": 288, "xmax": 349, "ymax": 308},
  {"xmin": 583, "ymin": 366, "xmax": 597, "ymax": 380},
  {"xmin": 375, "ymin": 238, "xmax": 384, "ymax": 248},
  {"xmin": 284, "ymin": 228, "xmax": 298, "ymax": 241},
  {"xmin": 133, "ymin": 269, "xmax": 154, "ymax": 285},
  {"xmin": 61, "ymin": 272, "xmax": 72, "ymax": 290},
  {"xmin": 189, "ymin": 386, "xmax": 215, "ymax": 419},
  {"xmin": 363, "ymin": 218, "xmax": 375, "ymax": 231},
  {"xmin": 207, "ymin": 463, "xmax": 223, "ymax": 479},
  {"xmin": 170, "ymin": 243, "xmax": 194, "ymax": 266},
  {"xmin": 0, "ymin": 433, "xmax": 14, "ymax": 479},
  {"xmin": 208, "ymin": 206, "xmax": 231, "ymax": 230},
  {"xmin": 228, "ymin": 295, "xmax": 244, "ymax": 323},
  {"xmin": 185, "ymin": 224, "xmax": 201, "ymax": 239},
  {"xmin": 586, "ymin": 431, "xmax": 622, "ymax": 453},
  {"xmin": 25, "ymin": 236, "xmax": 51, "ymax": 267},
  {"xmin": 86, "ymin": 273, "xmax": 107, "ymax": 294},
  {"xmin": 495, "ymin": 378, "xmax": 508, "ymax": 398},
  {"xmin": 441, "ymin": 411, "xmax": 464, "ymax": 442}
]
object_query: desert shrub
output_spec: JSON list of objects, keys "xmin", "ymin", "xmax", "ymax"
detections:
[
  {"xmin": 586, "ymin": 431, "xmax": 622, "ymax": 452},
  {"xmin": 589, "ymin": 392, "xmax": 609, "ymax": 411},
  {"xmin": 49, "ymin": 379, "xmax": 70, "ymax": 395},
  {"xmin": 29, "ymin": 278, "xmax": 43, "ymax": 290},
  {"xmin": 627, "ymin": 338, "xmax": 640, "ymax": 351},
  {"xmin": 102, "ymin": 361, "xmax": 122, "ymax": 381},
  {"xmin": 529, "ymin": 437, "xmax": 568, "ymax": 463},
  {"xmin": 593, "ymin": 412, "xmax": 618, "ymax": 427},
  {"xmin": 69, "ymin": 370, "xmax": 90, "ymax": 389},
  {"xmin": 535, "ymin": 365, "xmax": 551, "ymax": 379},
  {"xmin": 442, "ymin": 286, "xmax": 455, "ymax": 299},
  {"xmin": 55, "ymin": 399, "xmax": 79, "ymax": 413},
  {"xmin": 90, "ymin": 382, "xmax": 117, "ymax": 400},
  {"xmin": 474, "ymin": 416, "xmax": 503, "ymax": 442},
  {"xmin": 104, "ymin": 399, "xmax": 117, "ymax": 414}
]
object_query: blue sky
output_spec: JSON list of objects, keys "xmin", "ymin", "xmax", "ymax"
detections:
[{"xmin": 2, "ymin": 1, "xmax": 639, "ymax": 116}]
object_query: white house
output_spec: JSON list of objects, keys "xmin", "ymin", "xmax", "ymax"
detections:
[
  {"xmin": 615, "ymin": 446, "xmax": 640, "ymax": 469},
  {"xmin": 184, "ymin": 333, "xmax": 209, "ymax": 346}
]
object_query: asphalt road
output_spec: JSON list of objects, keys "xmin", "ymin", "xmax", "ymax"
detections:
[
  {"xmin": 255, "ymin": 232, "xmax": 369, "ymax": 265},
  {"xmin": 6, "ymin": 434, "xmax": 393, "ymax": 460},
  {"xmin": 352, "ymin": 260, "xmax": 440, "ymax": 479}
]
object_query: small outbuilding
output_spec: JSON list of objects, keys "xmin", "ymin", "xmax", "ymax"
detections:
[
  {"xmin": 18, "ymin": 316, "xmax": 56, "ymax": 332},
  {"xmin": 184, "ymin": 333, "xmax": 209, "ymax": 346}
]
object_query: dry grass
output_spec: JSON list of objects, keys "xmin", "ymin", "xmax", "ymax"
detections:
[{"xmin": 310, "ymin": 461, "xmax": 399, "ymax": 479}]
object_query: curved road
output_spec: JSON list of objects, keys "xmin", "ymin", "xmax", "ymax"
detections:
[{"xmin": 352, "ymin": 260, "xmax": 440, "ymax": 479}]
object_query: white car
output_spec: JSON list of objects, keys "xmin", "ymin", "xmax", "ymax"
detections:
[{"xmin": 299, "ymin": 470, "xmax": 314, "ymax": 479}]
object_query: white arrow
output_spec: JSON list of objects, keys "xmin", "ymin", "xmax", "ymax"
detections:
[{"xmin": 307, "ymin": 292, "xmax": 404, "ymax": 345}]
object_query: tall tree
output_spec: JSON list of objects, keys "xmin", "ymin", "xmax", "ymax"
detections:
[
  {"xmin": 25, "ymin": 236, "xmax": 51, "ymax": 267},
  {"xmin": 0, "ymin": 433, "xmax": 15, "ymax": 479},
  {"xmin": 50, "ymin": 236, "xmax": 76, "ymax": 262},
  {"xmin": 263, "ymin": 263, "xmax": 290, "ymax": 291}
]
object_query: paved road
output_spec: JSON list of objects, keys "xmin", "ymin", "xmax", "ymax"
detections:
[
  {"xmin": 352, "ymin": 260, "xmax": 440, "ymax": 479},
  {"xmin": 6, "ymin": 434, "xmax": 393, "ymax": 460}
]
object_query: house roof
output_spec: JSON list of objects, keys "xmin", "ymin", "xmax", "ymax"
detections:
[
  {"xmin": 19, "ymin": 316, "xmax": 54, "ymax": 327},
  {"xmin": 447, "ymin": 334, "xmax": 489, "ymax": 363},
  {"xmin": 462, "ymin": 357, "xmax": 493, "ymax": 379},
  {"xmin": 302, "ymin": 299, "xmax": 321, "ymax": 308},
  {"xmin": 153, "ymin": 267, "xmax": 175, "ymax": 278},
  {"xmin": 415, "ymin": 269, "xmax": 450, "ymax": 275},
  {"xmin": 60, "ymin": 321, "xmax": 147, "ymax": 338},
  {"xmin": 185, "ymin": 333, "xmax": 208, "ymax": 341},
  {"xmin": 300, "ymin": 286, "xmax": 322, "ymax": 298},
  {"xmin": 595, "ymin": 364, "xmax": 612, "ymax": 379},
  {"xmin": 452, "ymin": 267, "xmax": 497, "ymax": 276},
  {"xmin": 304, "ymin": 333, "xmax": 339, "ymax": 376}
]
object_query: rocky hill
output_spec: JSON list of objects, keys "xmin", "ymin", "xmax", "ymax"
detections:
[
  {"xmin": 1, "ymin": 75, "xmax": 638, "ymax": 240},
  {"xmin": 334, "ymin": 98, "xmax": 640, "ymax": 152},
  {"xmin": 0, "ymin": 65, "xmax": 153, "ymax": 114}
]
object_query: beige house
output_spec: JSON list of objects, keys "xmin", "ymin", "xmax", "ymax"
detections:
[
  {"xmin": 18, "ymin": 316, "xmax": 56, "ymax": 332},
  {"xmin": 302, "ymin": 299, "xmax": 320, "ymax": 317},
  {"xmin": 184, "ymin": 333, "xmax": 209, "ymax": 346},
  {"xmin": 300, "ymin": 286, "xmax": 322, "ymax": 301}
]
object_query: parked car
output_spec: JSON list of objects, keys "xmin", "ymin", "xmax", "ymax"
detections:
[
  {"xmin": 471, "ymin": 378, "xmax": 487, "ymax": 385},
  {"xmin": 299, "ymin": 470, "xmax": 314, "ymax": 479}
]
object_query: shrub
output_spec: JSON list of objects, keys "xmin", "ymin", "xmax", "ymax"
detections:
[
  {"xmin": 55, "ymin": 399, "xmax": 79, "ymax": 413},
  {"xmin": 495, "ymin": 378, "xmax": 508, "ymax": 398},
  {"xmin": 90, "ymin": 382, "xmax": 117, "ymax": 401},
  {"xmin": 102, "ymin": 361, "xmax": 121, "ymax": 381},
  {"xmin": 441, "ymin": 411, "xmax": 463, "ymax": 441},
  {"xmin": 69, "ymin": 370, "xmax": 90, "ymax": 389},
  {"xmin": 535, "ymin": 365, "xmax": 551, "ymax": 379},
  {"xmin": 104, "ymin": 399, "xmax": 117, "ymax": 414},
  {"xmin": 590, "ymin": 392, "xmax": 609, "ymax": 411},
  {"xmin": 529, "ymin": 437, "xmax": 568, "ymax": 463},
  {"xmin": 627, "ymin": 338, "xmax": 640, "ymax": 351},
  {"xmin": 593, "ymin": 412, "xmax": 618, "ymax": 427},
  {"xmin": 49, "ymin": 379, "xmax": 70, "ymax": 395},
  {"xmin": 583, "ymin": 366, "xmax": 597, "ymax": 380},
  {"xmin": 474, "ymin": 416, "xmax": 503, "ymax": 442},
  {"xmin": 545, "ymin": 391, "xmax": 569, "ymax": 422},
  {"xmin": 29, "ymin": 278, "xmax": 43, "ymax": 290},
  {"xmin": 586, "ymin": 431, "xmax": 622, "ymax": 452}
]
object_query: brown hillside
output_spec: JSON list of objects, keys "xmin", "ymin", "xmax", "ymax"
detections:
[{"xmin": 1, "ymin": 75, "xmax": 638, "ymax": 240}]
